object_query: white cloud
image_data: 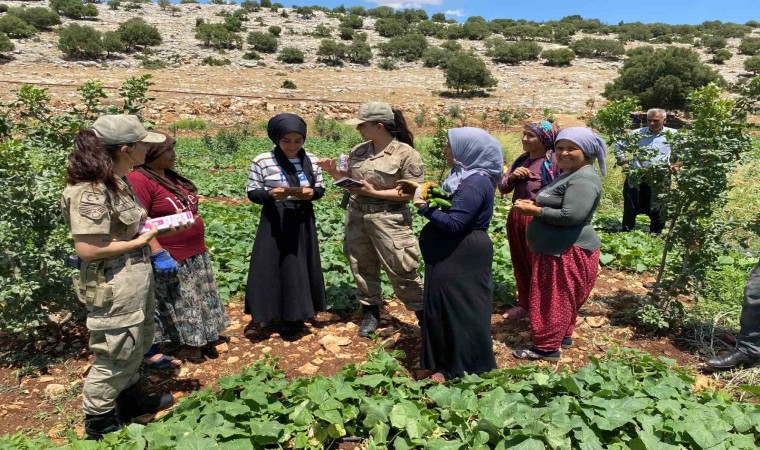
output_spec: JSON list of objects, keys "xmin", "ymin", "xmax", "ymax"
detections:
[
  {"xmin": 443, "ymin": 9, "xmax": 465, "ymax": 17},
  {"xmin": 366, "ymin": 0, "xmax": 444, "ymax": 8}
]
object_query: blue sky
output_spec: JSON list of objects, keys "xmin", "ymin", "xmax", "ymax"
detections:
[{"xmin": 280, "ymin": 0, "xmax": 758, "ymax": 25}]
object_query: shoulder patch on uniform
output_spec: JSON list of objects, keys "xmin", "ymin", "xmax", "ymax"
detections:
[
  {"xmin": 408, "ymin": 164, "xmax": 423, "ymax": 178},
  {"xmin": 354, "ymin": 146, "xmax": 369, "ymax": 158},
  {"xmin": 81, "ymin": 190, "xmax": 107, "ymax": 205}
]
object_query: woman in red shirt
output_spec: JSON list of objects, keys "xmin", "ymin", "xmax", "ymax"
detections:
[
  {"xmin": 498, "ymin": 121, "xmax": 559, "ymax": 322},
  {"xmin": 127, "ymin": 133, "xmax": 230, "ymax": 364}
]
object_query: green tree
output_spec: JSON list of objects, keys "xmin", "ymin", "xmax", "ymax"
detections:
[
  {"xmin": 195, "ymin": 23, "xmax": 242, "ymax": 49},
  {"xmin": 157, "ymin": 0, "xmax": 171, "ymax": 10},
  {"xmin": 744, "ymin": 55, "xmax": 760, "ymax": 74},
  {"xmin": 102, "ymin": 31, "xmax": 125, "ymax": 56},
  {"xmin": 375, "ymin": 18, "xmax": 408, "ymax": 37},
  {"xmin": 313, "ymin": 23, "xmax": 333, "ymax": 37},
  {"xmin": 541, "ymin": 48, "xmax": 575, "ymax": 66},
  {"xmin": 711, "ymin": 48, "xmax": 732, "ymax": 64},
  {"xmin": 738, "ymin": 36, "xmax": 760, "ymax": 55},
  {"xmin": 277, "ymin": 47, "xmax": 304, "ymax": 63},
  {"xmin": 340, "ymin": 14, "xmax": 363, "ymax": 29},
  {"xmin": 421, "ymin": 46, "xmax": 453, "ymax": 68},
  {"xmin": 267, "ymin": 25, "xmax": 281, "ymax": 37},
  {"xmin": 701, "ymin": 35, "xmax": 727, "ymax": 53},
  {"xmin": 462, "ymin": 16, "xmax": 490, "ymax": 40},
  {"xmin": 491, "ymin": 41, "xmax": 542, "ymax": 64},
  {"xmin": 0, "ymin": 15, "xmax": 36, "ymax": 39},
  {"xmin": 0, "ymin": 32, "xmax": 13, "ymax": 54},
  {"xmin": 49, "ymin": 0, "xmax": 98, "ymax": 19},
  {"xmin": 8, "ymin": 7, "xmax": 61, "ymax": 30},
  {"xmin": 57, "ymin": 23, "xmax": 104, "ymax": 59},
  {"xmin": 117, "ymin": 17, "xmax": 162, "ymax": 52},
  {"xmin": 339, "ymin": 27, "xmax": 354, "ymax": 40},
  {"xmin": 247, "ymin": 31, "xmax": 277, "ymax": 52},
  {"xmin": 377, "ymin": 33, "xmax": 427, "ymax": 62},
  {"xmin": 317, "ymin": 39, "xmax": 346, "ymax": 66},
  {"xmin": 444, "ymin": 52, "xmax": 497, "ymax": 95},
  {"xmin": 431, "ymin": 12, "xmax": 446, "ymax": 22},
  {"xmin": 346, "ymin": 40, "xmax": 372, "ymax": 64},
  {"xmin": 570, "ymin": 37, "xmax": 625, "ymax": 59},
  {"xmin": 603, "ymin": 46, "xmax": 723, "ymax": 110}
]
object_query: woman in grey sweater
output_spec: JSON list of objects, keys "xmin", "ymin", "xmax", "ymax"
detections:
[{"xmin": 510, "ymin": 127, "xmax": 606, "ymax": 361}]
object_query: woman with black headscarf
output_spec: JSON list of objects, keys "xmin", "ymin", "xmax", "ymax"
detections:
[
  {"xmin": 128, "ymin": 132, "xmax": 230, "ymax": 364},
  {"xmin": 245, "ymin": 113, "xmax": 326, "ymax": 338}
]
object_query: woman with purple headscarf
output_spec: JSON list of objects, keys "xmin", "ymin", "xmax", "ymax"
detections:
[
  {"xmin": 511, "ymin": 127, "xmax": 605, "ymax": 361},
  {"xmin": 401, "ymin": 127, "xmax": 503, "ymax": 381},
  {"xmin": 498, "ymin": 121, "xmax": 559, "ymax": 321}
]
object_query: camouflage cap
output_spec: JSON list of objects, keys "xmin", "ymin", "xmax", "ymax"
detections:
[
  {"xmin": 92, "ymin": 115, "xmax": 166, "ymax": 146},
  {"xmin": 345, "ymin": 102, "xmax": 394, "ymax": 125}
]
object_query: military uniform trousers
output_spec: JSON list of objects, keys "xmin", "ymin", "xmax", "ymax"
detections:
[
  {"xmin": 344, "ymin": 205, "xmax": 423, "ymax": 311},
  {"xmin": 79, "ymin": 247, "xmax": 155, "ymax": 415},
  {"xmin": 737, "ymin": 260, "xmax": 760, "ymax": 357}
]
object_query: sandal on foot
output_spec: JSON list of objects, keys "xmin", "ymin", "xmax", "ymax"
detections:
[
  {"xmin": 427, "ymin": 372, "xmax": 446, "ymax": 383},
  {"xmin": 502, "ymin": 306, "xmax": 528, "ymax": 320},
  {"xmin": 561, "ymin": 337, "xmax": 573, "ymax": 349},
  {"xmin": 143, "ymin": 354, "xmax": 182, "ymax": 371},
  {"xmin": 512, "ymin": 348, "xmax": 560, "ymax": 362}
]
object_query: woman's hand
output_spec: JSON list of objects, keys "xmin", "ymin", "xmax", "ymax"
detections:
[
  {"xmin": 294, "ymin": 187, "xmax": 314, "ymax": 200},
  {"xmin": 346, "ymin": 180, "xmax": 376, "ymax": 197},
  {"xmin": 412, "ymin": 185, "xmax": 427, "ymax": 209},
  {"xmin": 316, "ymin": 158, "xmax": 339, "ymax": 178},
  {"xmin": 139, "ymin": 223, "xmax": 159, "ymax": 244},
  {"xmin": 509, "ymin": 167, "xmax": 532, "ymax": 182},
  {"xmin": 395, "ymin": 179, "xmax": 419, "ymax": 196},
  {"xmin": 512, "ymin": 199, "xmax": 542, "ymax": 216},
  {"xmin": 269, "ymin": 187, "xmax": 289, "ymax": 201}
]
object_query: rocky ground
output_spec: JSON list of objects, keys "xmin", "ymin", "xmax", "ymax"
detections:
[{"xmin": 0, "ymin": 2, "xmax": 757, "ymax": 126}]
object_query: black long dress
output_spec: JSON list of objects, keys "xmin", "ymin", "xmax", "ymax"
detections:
[
  {"xmin": 244, "ymin": 149, "xmax": 326, "ymax": 324},
  {"xmin": 418, "ymin": 174, "xmax": 497, "ymax": 379},
  {"xmin": 244, "ymin": 199, "xmax": 326, "ymax": 322}
]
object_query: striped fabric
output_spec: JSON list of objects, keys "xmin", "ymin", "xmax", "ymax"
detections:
[{"xmin": 246, "ymin": 151, "xmax": 324, "ymax": 192}]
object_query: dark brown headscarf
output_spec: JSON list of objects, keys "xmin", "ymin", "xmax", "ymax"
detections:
[{"xmin": 135, "ymin": 132, "xmax": 198, "ymax": 205}]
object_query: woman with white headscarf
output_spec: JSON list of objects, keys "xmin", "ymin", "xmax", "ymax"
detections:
[
  {"xmin": 400, "ymin": 127, "xmax": 503, "ymax": 382},
  {"xmin": 511, "ymin": 127, "xmax": 606, "ymax": 362}
]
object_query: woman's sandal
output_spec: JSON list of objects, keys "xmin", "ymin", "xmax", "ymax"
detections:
[
  {"xmin": 561, "ymin": 337, "xmax": 573, "ymax": 349},
  {"xmin": 512, "ymin": 348, "xmax": 560, "ymax": 362},
  {"xmin": 143, "ymin": 354, "xmax": 182, "ymax": 371},
  {"xmin": 428, "ymin": 372, "xmax": 446, "ymax": 383},
  {"xmin": 502, "ymin": 306, "xmax": 528, "ymax": 320}
]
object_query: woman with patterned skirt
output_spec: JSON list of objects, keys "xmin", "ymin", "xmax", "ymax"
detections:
[
  {"xmin": 128, "ymin": 133, "xmax": 230, "ymax": 363},
  {"xmin": 510, "ymin": 127, "xmax": 605, "ymax": 361},
  {"xmin": 498, "ymin": 121, "xmax": 559, "ymax": 321}
]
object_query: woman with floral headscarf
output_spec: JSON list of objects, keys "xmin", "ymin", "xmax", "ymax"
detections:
[
  {"xmin": 498, "ymin": 121, "xmax": 559, "ymax": 321},
  {"xmin": 400, "ymin": 127, "xmax": 503, "ymax": 381},
  {"xmin": 128, "ymin": 132, "xmax": 230, "ymax": 364},
  {"xmin": 511, "ymin": 127, "xmax": 606, "ymax": 361}
]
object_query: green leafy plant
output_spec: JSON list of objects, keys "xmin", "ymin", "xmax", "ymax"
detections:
[{"xmin": 281, "ymin": 79, "xmax": 296, "ymax": 89}]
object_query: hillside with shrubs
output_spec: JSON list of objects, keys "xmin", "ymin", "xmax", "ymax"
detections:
[{"xmin": 0, "ymin": 0, "xmax": 759, "ymax": 118}]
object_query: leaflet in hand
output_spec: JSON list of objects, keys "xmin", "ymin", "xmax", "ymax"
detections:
[
  {"xmin": 334, "ymin": 177, "xmax": 364, "ymax": 188},
  {"xmin": 139, "ymin": 211, "xmax": 194, "ymax": 234}
]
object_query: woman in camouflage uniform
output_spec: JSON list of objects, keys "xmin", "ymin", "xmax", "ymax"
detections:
[
  {"xmin": 318, "ymin": 102, "xmax": 425, "ymax": 337},
  {"xmin": 61, "ymin": 115, "xmax": 176, "ymax": 439}
]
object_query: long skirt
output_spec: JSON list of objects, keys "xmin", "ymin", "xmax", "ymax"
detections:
[
  {"xmin": 153, "ymin": 252, "xmax": 230, "ymax": 347},
  {"xmin": 529, "ymin": 246, "xmax": 600, "ymax": 352},
  {"xmin": 420, "ymin": 226, "xmax": 497, "ymax": 379},
  {"xmin": 245, "ymin": 201, "xmax": 326, "ymax": 323},
  {"xmin": 506, "ymin": 208, "xmax": 534, "ymax": 310}
]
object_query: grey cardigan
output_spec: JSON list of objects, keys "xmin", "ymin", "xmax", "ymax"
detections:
[{"xmin": 526, "ymin": 165, "xmax": 602, "ymax": 256}]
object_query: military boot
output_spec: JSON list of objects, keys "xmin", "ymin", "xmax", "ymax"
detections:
[
  {"xmin": 116, "ymin": 386, "xmax": 175, "ymax": 422},
  {"xmin": 358, "ymin": 305, "xmax": 381, "ymax": 337},
  {"xmin": 85, "ymin": 409, "xmax": 123, "ymax": 440},
  {"xmin": 706, "ymin": 350, "xmax": 759, "ymax": 370}
]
